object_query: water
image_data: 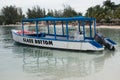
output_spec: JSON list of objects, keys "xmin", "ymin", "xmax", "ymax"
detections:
[{"xmin": 0, "ymin": 26, "xmax": 120, "ymax": 80}]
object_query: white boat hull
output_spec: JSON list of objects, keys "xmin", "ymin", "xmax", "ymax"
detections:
[{"xmin": 12, "ymin": 30, "xmax": 104, "ymax": 51}]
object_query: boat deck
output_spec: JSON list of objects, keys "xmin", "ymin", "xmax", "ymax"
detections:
[{"xmin": 25, "ymin": 33, "xmax": 93, "ymax": 41}]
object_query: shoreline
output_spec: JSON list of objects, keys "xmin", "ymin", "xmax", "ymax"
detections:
[
  {"xmin": 0, "ymin": 24, "xmax": 120, "ymax": 29},
  {"xmin": 97, "ymin": 25, "xmax": 120, "ymax": 29}
]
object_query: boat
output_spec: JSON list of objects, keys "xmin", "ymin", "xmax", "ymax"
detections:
[{"xmin": 11, "ymin": 16, "xmax": 117, "ymax": 51}]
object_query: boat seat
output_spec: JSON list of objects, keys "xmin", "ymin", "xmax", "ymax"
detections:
[{"xmin": 74, "ymin": 31, "xmax": 84, "ymax": 41}]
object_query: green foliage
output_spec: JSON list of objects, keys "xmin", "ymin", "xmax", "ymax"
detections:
[
  {"xmin": 63, "ymin": 5, "xmax": 82, "ymax": 17},
  {"xmin": 26, "ymin": 6, "xmax": 46, "ymax": 18},
  {"xmin": 26, "ymin": 5, "xmax": 82, "ymax": 18},
  {"xmin": 63, "ymin": 5, "xmax": 77, "ymax": 17},
  {"xmin": 47, "ymin": 9, "xmax": 54, "ymax": 17},
  {"xmin": 85, "ymin": 5, "xmax": 105, "ymax": 22},
  {"xmin": 47, "ymin": 9, "xmax": 63, "ymax": 17},
  {"xmin": 54, "ymin": 10, "xmax": 63, "ymax": 17},
  {"xmin": 2, "ymin": 5, "xmax": 24, "ymax": 24},
  {"xmin": 1, "ymin": 0, "xmax": 119, "ymax": 25},
  {"xmin": 85, "ymin": 0, "xmax": 120, "ymax": 23},
  {"xmin": 114, "ymin": 5, "xmax": 120, "ymax": 18},
  {"xmin": 0, "ymin": 5, "xmax": 82, "ymax": 25},
  {"xmin": 0, "ymin": 16, "xmax": 4, "ymax": 25}
]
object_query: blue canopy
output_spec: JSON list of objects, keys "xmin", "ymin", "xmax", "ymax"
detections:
[
  {"xmin": 22, "ymin": 16, "xmax": 95, "ymax": 22},
  {"xmin": 21, "ymin": 16, "xmax": 96, "ymax": 41}
]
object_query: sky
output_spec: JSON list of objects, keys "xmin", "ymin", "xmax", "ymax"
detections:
[{"xmin": 0, "ymin": 0, "xmax": 120, "ymax": 15}]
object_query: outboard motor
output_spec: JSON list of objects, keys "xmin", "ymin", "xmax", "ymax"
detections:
[{"xmin": 94, "ymin": 32, "xmax": 115, "ymax": 50}]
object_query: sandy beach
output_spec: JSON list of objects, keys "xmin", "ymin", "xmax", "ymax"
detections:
[
  {"xmin": 1, "ymin": 24, "xmax": 120, "ymax": 29},
  {"xmin": 97, "ymin": 25, "xmax": 120, "ymax": 29}
]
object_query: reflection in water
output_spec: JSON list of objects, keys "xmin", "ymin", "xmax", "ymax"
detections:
[
  {"xmin": 0, "ymin": 27, "xmax": 15, "ymax": 48},
  {"xmin": 12, "ymin": 45, "xmax": 114, "ymax": 79}
]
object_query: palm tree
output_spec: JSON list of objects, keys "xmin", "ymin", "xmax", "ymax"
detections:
[
  {"xmin": 85, "ymin": 5, "xmax": 105, "ymax": 22},
  {"xmin": 103, "ymin": 0, "xmax": 115, "ymax": 20}
]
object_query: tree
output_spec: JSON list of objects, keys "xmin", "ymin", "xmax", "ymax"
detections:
[
  {"xmin": 114, "ymin": 6, "xmax": 120, "ymax": 18},
  {"xmin": 47, "ymin": 9, "xmax": 54, "ymax": 17},
  {"xmin": 85, "ymin": 5, "xmax": 105, "ymax": 22},
  {"xmin": 63, "ymin": 5, "xmax": 78, "ymax": 17},
  {"xmin": 46, "ymin": 5, "xmax": 82, "ymax": 17},
  {"xmin": 53, "ymin": 9, "xmax": 63, "ymax": 17},
  {"xmin": 103, "ymin": 0, "xmax": 116, "ymax": 22},
  {"xmin": 103, "ymin": 0, "xmax": 115, "ymax": 10},
  {"xmin": 85, "ymin": 0, "xmax": 120, "ymax": 23},
  {"xmin": 26, "ymin": 6, "xmax": 46, "ymax": 18},
  {"xmin": 2, "ymin": 5, "xmax": 24, "ymax": 24},
  {"xmin": 85, "ymin": 7, "xmax": 94, "ymax": 17},
  {"xmin": 16, "ymin": 8, "xmax": 24, "ymax": 22},
  {"xmin": 0, "ymin": 16, "xmax": 4, "ymax": 25}
]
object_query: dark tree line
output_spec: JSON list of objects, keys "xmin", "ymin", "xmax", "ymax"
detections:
[
  {"xmin": 26, "ymin": 6, "xmax": 46, "ymax": 18},
  {"xmin": 26, "ymin": 5, "xmax": 82, "ymax": 18},
  {"xmin": 0, "ymin": 0, "xmax": 120, "ymax": 25},
  {"xmin": 0, "ymin": 6, "xmax": 24, "ymax": 25},
  {"xmin": 0, "ymin": 5, "xmax": 82, "ymax": 24}
]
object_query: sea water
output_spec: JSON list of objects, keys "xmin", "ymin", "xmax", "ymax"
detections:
[{"xmin": 0, "ymin": 26, "xmax": 120, "ymax": 80}]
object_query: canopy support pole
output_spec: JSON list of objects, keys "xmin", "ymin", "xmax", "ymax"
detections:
[
  {"xmin": 66, "ymin": 21, "xmax": 69, "ymax": 40},
  {"xmin": 54, "ymin": 21, "xmax": 56, "ymax": 39},
  {"xmin": 78, "ymin": 21, "xmax": 80, "ymax": 32},
  {"xmin": 82, "ymin": 20, "xmax": 85, "ymax": 40},
  {"xmin": 36, "ymin": 21, "xmax": 38, "ymax": 37},
  {"xmin": 47, "ymin": 21, "xmax": 50, "ymax": 34},
  {"xmin": 62, "ymin": 21, "xmax": 64, "ymax": 36},
  {"xmin": 22, "ymin": 22, "xmax": 24, "ymax": 36},
  {"xmin": 89, "ymin": 20, "xmax": 92, "ymax": 38},
  {"xmin": 94, "ymin": 19, "xmax": 96, "ymax": 36}
]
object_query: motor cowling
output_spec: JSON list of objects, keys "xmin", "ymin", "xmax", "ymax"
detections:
[{"xmin": 94, "ymin": 32, "xmax": 115, "ymax": 51}]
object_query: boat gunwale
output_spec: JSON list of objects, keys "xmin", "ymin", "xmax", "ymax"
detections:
[{"xmin": 12, "ymin": 30, "xmax": 94, "ymax": 43}]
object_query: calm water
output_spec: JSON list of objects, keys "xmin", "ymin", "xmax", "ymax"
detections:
[{"xmin": 0, "ymin": 26, "xmax": 120, "ymax": 80}]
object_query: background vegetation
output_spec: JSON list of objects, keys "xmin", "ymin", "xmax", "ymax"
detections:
[
  {"xmin": 0, "ymin": 0, "xmax": 120, "ymax": 25},
  {"xmin": 85, "ymin": 0, "xmax": 120, "ymax": 23}
]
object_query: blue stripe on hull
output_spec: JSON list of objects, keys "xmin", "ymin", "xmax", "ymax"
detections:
[{"xmin": 89, "ymin": 41, "xmax": 103, "ymax": 48}]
